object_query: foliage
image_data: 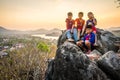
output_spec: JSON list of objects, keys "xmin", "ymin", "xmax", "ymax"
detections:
[{"xmin": 37, "ymin": 41, "xmax": 50, "ymax": 52}]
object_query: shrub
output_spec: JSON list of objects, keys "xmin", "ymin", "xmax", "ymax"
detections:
[{"xmin": 37, "ymin": 42, "xmax": 50, "ymax": 52}]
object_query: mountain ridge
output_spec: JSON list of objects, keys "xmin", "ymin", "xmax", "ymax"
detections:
[{"xmin": 0, "ymin": 26, "xmax": 62, "ymax": 36}]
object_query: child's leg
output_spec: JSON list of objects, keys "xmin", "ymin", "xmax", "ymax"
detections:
[
  {"xmin": 66, "ymin": 30, "xmax": 72, "ymax": 39},
  {"xmin": 93, "ymin": 27, "xmax": 98, "ymax": 45},
  {"xmin": 77, "ymin": 29, "xmax": 81, "ymax": 40},
  {"xmin": 93, "ymin": 31, "xmax": 98, "ymax": 45},
  {"xmin": 85, "ymin": 40, "xmax": 92, "ymax": 54},
  {"xmin": 73, "ymin": 28, "xmax": 78, "ymax": 42},
  {"xmin": 85, "ymin": 40, "xmax": 91, "ymax": 51}
]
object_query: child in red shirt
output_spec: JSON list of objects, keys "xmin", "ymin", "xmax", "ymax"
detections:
[
  {"xmin": 65, "ymin": 12, "xmax": 78, "ymax": 42},
  {"xmin": 75, "ymin": 12, "xmax": 85, "ymax": 40}
]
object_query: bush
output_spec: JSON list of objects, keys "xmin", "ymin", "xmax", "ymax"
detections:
[{"xmin": 37, "ymin": 42, "xmax": 50, "ymax": 52}]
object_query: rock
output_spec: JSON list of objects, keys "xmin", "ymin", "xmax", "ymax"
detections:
[
  {"xmin": 90, "ymin": 49, "xmax": 102, "ymax": 56},
  {"xmin": 45, "ymin": 42, "xmax": 108, "ymax": 80},
  {"xmin": 97, "ymin": 51, "xmax": 120, "ymax": 80},
  {"xmin": 87, "ymin": 50, "xmax": 102, "ymax": 61},
  {"xmin": 45, "ymin": 59, "xmax": 54, "ymax": 80},
  {"xmin": 57, "ymin": 30, "xmax": 67, "ymax": 47},
  {"xmin": 97, "ymin": 30, "xmax": 119, "ymax": 53},
  {"xmin": 57, "ymin": 29, "xmax": 120, "ymax": 54}
]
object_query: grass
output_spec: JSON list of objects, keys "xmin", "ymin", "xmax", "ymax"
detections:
[{"xmin": 0, "ymin": 40, "xmax": 56, "ymax": 80}]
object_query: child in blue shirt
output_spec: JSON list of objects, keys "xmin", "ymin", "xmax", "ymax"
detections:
[{"xmin": 77, "ymin": 25, "xmax": 95, "ymax": 54}]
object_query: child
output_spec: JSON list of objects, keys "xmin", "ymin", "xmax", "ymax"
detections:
[
  {"xmin": 86, "ymin": 12, "xmax": 97, "ymax": 45},
  {"xmin": 75, "ymin": 12, "xmax": 85, "ymax": 40},
  {"xmin": 65, "ymin": 12, "xmax": 78, "ymax": 42},
  {"xmin": 77, "ymin": 25, "xmax": 95, "ymax": 54}
]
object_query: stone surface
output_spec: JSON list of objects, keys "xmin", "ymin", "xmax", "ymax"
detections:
[
  {"xmin": 97, "ymin": 51, "xmax": 120, "ymax": 80},
  {"xmin": 87, "ymin": 50, "xmax": 102, "ymax": 60},
  {"xmin": 45, "ymin": 42, "xmax": 108, "ymax": 80},
  {"xmin": 57, "ymin": 29, "xmax": 120, "ymax": 54}
]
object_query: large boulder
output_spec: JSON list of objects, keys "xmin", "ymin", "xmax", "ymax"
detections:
[
  {"xmin": 97, "ymin": 29, "xmax": 120, "ymax": 53},
  {"xmin": 57, "ymin": 29, "xmax": 120, "ymax": 54},
  {"xmin": 46, "ymin": 42, "xmax": 108, "ymax": 80},
  {"xmin": 97, "ymin": 51, "xmax": 120, "ymax": 80}
]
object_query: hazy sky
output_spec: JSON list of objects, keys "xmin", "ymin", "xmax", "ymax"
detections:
[{"xmin": 0, "ymin": 0, "xmax": 120, "ymax": 30}]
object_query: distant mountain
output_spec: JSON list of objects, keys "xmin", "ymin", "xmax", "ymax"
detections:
[
  {"xmin": 46, "ymin": 28, "xmax": 62, "ymax": 36},
  {"xmin": 108, "ymin": 27, "xmax": 120, "ymax": 31},
  {"xmin": 0, "ymin": 26, "xmax": 9, "ymax": 32},
  {"xmin": 31, "ymin": 28, "xmax": 49, "ymax": 34},
  {"xmin": 108, "ymin": 27, "xmax": 120, "ymax": 37},
  {"xmin": 0, "ymin": 26, "xmax": 62, "ymax": 36},
  {"xmin": 0, "ymin": 26, "xmax": 23, "ymax": 34}
]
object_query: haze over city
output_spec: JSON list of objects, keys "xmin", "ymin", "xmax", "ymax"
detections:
[{"xmin": 0, "ymin": 0, "xmax": 120, "ymax": 31}]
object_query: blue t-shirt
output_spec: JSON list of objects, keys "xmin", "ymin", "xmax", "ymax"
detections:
[{"xmin": 83, "ymin": 32, "xmax": 95, "ymax": 44}]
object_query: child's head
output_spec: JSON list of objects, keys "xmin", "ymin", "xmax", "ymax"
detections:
[
  {"xmin": 88, "ymin": 12, "xmax": 94, "ymax": 19},
  {"xmin": 78, "ymin": 12, "xmax": 83, "ymax": 18},
  {"xmin": 67, "ymin": 12, "xmax": 73, "ymax": 19},
  {"xmin": 86, "ymin": 25, "xmax": 93, "ymax": 34}
]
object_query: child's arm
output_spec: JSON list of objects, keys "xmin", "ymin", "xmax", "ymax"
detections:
[
  {"xmin": 71, "ymin": 20, "xmax": 75, "ymax": 33},
  {"xmin": 65, "ymin": 19, "xmax": 68, "ymax": 30},
  {"xmin": 81, "ymin": 20, "xmax": 85, "ymax": 36},
  {"xmin": 82, "ymin": 34, "xmax": 86, "ymax": 42},
  {"xmin": 89, "ymin": 33, "xmax": 95, "ymax": 43},
  {"xmin": 93, "ymin": 18, "xmax": 97, "ymax": 26},
  {"xmin": 75, "ymin": 21, "xmax": 77, "ymax": 28}
]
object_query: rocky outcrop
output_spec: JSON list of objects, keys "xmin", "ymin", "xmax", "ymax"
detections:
[
  {"xmin": 57, "ymin": 29, "xmax": 120, "ymax": 54},
  {"xmin": 97, "ymin": 51, "xmax": 120, "ymax": 80},
  {"xmin": 45, "ymin": 42, "xmax": 109, "ymax": 80},
  {"xmin": 45, "ymin": 29, "xmax": 120, "ymax": 80}
]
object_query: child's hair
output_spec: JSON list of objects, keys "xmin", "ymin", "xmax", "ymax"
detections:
[
  {"xmin": 78, "ymin": 12, "xmax": 83, "ymax": 16},
  {"xmin": 67, "ymin": 12, "xmax": 73, "ymax": 16},
  {"xmin": 86, "ymin": 25, "xmax": 92, "ymax": 29},
  {"xmin": 88, "ymin": 12, "xmax": 93, "ymax": 15}
]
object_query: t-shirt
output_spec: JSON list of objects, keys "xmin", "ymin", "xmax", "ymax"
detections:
[
  {"xmin": 83, "ymin": 32, "xmax": 95, "ymax": 44},
  {"xmin": 65, "ymin": 18, "xmax": 75, "ymax": 30},
  {"xmin": 75, "ymin": 18, "xmax": 85, "ymax": 30},
  {"xmin": 86, "ymin": 18, "xmax": 97, "ymax": 27}
]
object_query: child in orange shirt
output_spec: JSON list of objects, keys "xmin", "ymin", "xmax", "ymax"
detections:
[{"xmin": 75, "ymin": 12, "xmax": 85, "ymax": 40}]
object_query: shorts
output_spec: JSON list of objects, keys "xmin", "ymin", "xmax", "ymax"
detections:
[{"xmin": 92, "ymin": 26, "xmax": 97, "ymax": 33}]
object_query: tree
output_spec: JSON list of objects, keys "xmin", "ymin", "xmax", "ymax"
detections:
[{"xmin": 115, "ymin": 0, "xmax": 120, "ymax": 8}]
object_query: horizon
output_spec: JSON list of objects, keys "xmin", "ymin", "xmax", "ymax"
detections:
[{"xmin": 0, "ymin": 0, "xmax": 120, "ymax": 30}]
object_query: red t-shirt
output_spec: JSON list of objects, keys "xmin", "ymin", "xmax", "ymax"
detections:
[
  {"xmin": 65, "ymin": 18, "xmax": 75, "ymax": 30},
  {"xmin": 75, "ymin": 18, "xmax": 85, "ymax": 30}
]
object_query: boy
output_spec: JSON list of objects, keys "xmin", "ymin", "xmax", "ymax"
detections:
[
  {"xmin": 77, "ymin": 25, "xmax": 95, "ymax": 54},
  {"xmin": 65, "ymin": 12, "xmax": 78, "ymax": 42},
  {"xmin": 75, "ymin": 12, "xmax": 85, "ymax": 40},
  {"xmin": 86, "ymin": 12, "xmax": 97, "ymax": 45}
]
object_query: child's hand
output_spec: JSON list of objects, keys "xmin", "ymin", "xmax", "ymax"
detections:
[
  {"xmin": 71, "ymin": 29, "xmax": 73, "ymax": 33},
  {"xmin": 93, "ymin": 18, "xmax": 97, "ymax": 25}
]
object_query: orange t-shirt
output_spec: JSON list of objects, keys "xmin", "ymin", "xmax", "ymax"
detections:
[{"xmin": 75, "ymin": 18, "xmax": 85, "ymax": 30}]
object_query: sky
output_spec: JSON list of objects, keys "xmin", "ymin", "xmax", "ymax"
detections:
[{"xmin": 0, "ymin": 0, "xmax": 120, "ymax": 31}]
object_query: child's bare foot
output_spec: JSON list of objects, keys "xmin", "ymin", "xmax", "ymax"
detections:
[{"xmin": 94, "ymin": 43, "xmax": 99, "ymax": 46}]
